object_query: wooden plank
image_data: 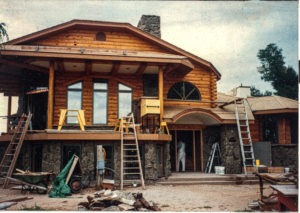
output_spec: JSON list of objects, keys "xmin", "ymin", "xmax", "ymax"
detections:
[
  {"xmin": 0, "ymin": 58, "xmax": 48, "ymax": 73},
  {"xmin": 0, "ymin": 196, "xmax": 33, "ymax": 204}
]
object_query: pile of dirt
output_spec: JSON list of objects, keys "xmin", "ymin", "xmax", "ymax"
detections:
[{"xmin": 78, "ymin": 189, "xmax": 160, "ymax": 211}]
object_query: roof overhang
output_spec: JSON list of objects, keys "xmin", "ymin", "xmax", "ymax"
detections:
[
  {"xmin": 0, "ymin": 45, "xmax": 194, "ymax": 75},
  {"xmin": 4, "ymin": 19, "xmax": 220, "ymax": 79},
  {"xmin": 252, "ymin": 109, "xmax": 298, "ymax": 115}
]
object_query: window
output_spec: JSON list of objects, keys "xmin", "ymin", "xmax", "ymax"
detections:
[
  {"xmin": 143, "ymin": 74, "xmax": 158, "ymax": 96},
  {"xmin": 118, "ymin": 83, "xmax": 132, "ymax": 118},
  {"xmin": 262, "ymin": 115, "xmax": 278, "ymax": 144},
  {"xmin": 167, "ymin": 82, "xmax": 201, "ymax": 101},
  {"xmin": 93, "ymin": 81, "xmax": 108, "ymax": 124},
  {"xmin": 67, "ymin": 82, "xmax": 82, "ymax": 123},
  {"xmin": 96, "ymin": 32, "xmax": 106, "ymax": 41}
]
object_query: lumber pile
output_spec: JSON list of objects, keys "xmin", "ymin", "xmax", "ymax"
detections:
[{"xmin": 78, "ymin": 189, "xmax": 161, "ymax": 211}]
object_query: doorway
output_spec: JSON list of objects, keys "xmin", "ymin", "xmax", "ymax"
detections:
[{"xmin": 170, "ymin": 130, "xmax": 203, "ymax": 172}]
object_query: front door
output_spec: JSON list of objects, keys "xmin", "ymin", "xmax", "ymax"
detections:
[{"xmin": 170, "ymin": 130, "xmax": 203, "ymax": 172}]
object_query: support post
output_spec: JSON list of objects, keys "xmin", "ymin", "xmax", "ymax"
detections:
[
  {"xmin": 158, "ymin": 66, "xmax": 164, "ymax": 124},
  {"xmin": 47, "ymin": 61, "xmax": 55, "ymax": 129},
  {"xmin": 7, "ymin": 96, "xmax": 11, "ymax": 131}
]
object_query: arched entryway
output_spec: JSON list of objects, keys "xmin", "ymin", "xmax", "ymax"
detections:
[{"xmin": 168, "ymin": 109, "xmax": 222, "ymax": 172}]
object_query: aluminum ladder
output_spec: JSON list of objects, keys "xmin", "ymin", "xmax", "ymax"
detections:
[
  {"xmin": 120, "ymin": 113, "xmax": 145, "ymax": 190},
  {"xmin": 0, "ymin": 113, "xmax": 32, "ymax": 188},
  {"xmin": 235, "ymin": 99, "xmax": 255, "ymax": 174},
  {"xmin": 205, "ymin": 142, "xmax": 221, "ymax": 173}
]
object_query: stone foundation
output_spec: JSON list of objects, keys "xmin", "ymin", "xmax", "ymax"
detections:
[
  {"xmin": 220, "ymin": 125, "xmax": 241, "ymax": 174},
  {"xmin": 164, "ymin": 142, "xmax": 171, "ymax": 177},
  {"xmin": 271, "ymin": 144, "xmax": 298, "ymax": 170},
  {"xmin": 81, "ymin": 142, "xmax": 95, "ymax": 177}
]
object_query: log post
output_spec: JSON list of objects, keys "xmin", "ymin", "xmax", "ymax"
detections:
[
  {"xmin": 158, "ymin": 66, "xmax": 164, "ymax": 124},
  {"xmin": 47, "ymin": 61, "xmax": 55, "ymax": 129},
  {"xmin": 7, "ymin": 95, "xmax": 11, "ymax": 131}
]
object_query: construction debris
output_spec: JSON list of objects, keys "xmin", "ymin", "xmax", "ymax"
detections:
[{"xmin": 78, "ymin": 189, "xmax": 161, "ymax": 211}]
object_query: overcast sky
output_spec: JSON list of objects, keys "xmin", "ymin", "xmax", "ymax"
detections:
[{"xmin": 0, "ymin": 1, "xmax": 298, "ymax": 93}]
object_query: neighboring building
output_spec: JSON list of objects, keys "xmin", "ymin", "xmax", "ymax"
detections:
[{"xmin": 0, "ymin": 16, "xmax": 298, "ymax": 181}]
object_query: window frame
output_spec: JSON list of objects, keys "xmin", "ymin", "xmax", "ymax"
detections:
[
  {"xmin": 66, "ymin": 81, "xmax": 83, "ymax": 124},
  {"xmin": 167, "ymin": 81, "xmax": 201, "ymax": 101},
  {"xmin": 118, "ymin": 83, "xmax": 133, "ymax": 118},
  {"xmin": 92, "ymin": 80, "xmax": 108, "ymax": 125}
]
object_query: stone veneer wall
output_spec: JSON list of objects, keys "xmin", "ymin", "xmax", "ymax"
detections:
[
  {"xmin": 144, "ymin": 143, "xmax": 158, "ymax": 180},
  {"xmin": 114, "ymin": 142, "xmax": 121, "ymax": 181},
  {"xmin": 81, "ymin": 142, "xmax": 95, "ymax": 177},
  {"xmin": 271, "ymin": 145, "xmax": 298, "ymax": 170},
  {"xmin": 220, "ymin": 125, "xmax": 242, "ymax": 174},
  {"xmin": 164, "ymin": 142, "xmax": 171, "ymax": 177},
  {"xmin": 42, "ymin": 142, "xmax": 61, "ymax": 173}
]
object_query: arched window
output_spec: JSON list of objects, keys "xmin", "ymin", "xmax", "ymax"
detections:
[
  {"xmin": 167, "ymin": 82, "xmax": 201, "ymax": 101},
  {"xmin": 96, "ymin": 32, "xmax": 106, "ymax": 41}
]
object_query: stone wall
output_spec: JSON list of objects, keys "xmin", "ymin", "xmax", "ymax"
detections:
[
  {"xmin": 113, "ymin": 142, "xmax": 121, "ymax": 181},
  {"xmin": 220, "ymin": 125, "xmax": 242, "ymax": 174},
  {"xmin": 271, "ymin": 145, "xmax": 298, "ymax": 170},
  {"xmin": 42, "ymin": 142, "xmax": 61, "ymax": 173},
  {"xmin": 137, "ymin": 15, "xmax": 161, "ymax": 38}
]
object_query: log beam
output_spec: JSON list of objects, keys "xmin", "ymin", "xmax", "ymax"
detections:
[
  {"xmin": 158, "ymin": 66, "xmax": 164, "ymax": 124},
  {"xmin": 47, "ymin": 61, "xmax": 55, "ymax": 129}
]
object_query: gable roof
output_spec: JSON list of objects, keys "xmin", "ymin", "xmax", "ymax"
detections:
[{"xmin": 5, "ymin": 19, "xmax": 221, "ymax": 79}]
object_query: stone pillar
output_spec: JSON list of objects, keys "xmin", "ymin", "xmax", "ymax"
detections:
[
  {"xmin": 137, "ymin": 15, "xmax": 161, "ymax": 38},
  {"xmin": 220, "ymin": 125, "xmax": 241, "ymax": 174},
  {"xmin": 114, "ymin": 142, "xmax": 121, "ymax": 181},
  {"xmin": 164, "ymin": 142, "xmax": 171, "ymax": 177},
  {"xmin": 81, "ymin": 142, "xmax": 95, "ymax": 178},
  {"xmin": 144, "ymin": 143, "xmax": 158, "ymax": 180},
  {"xmin": 42, "ymin": 142, "xmax": 61, "ymax": 173}
]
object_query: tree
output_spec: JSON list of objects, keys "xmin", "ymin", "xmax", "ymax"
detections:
[
  {"xmin": 257, "ymin": 43, "xmax": 298, "ymax": 99},
  {"xmin": 250, "ymin": 86, "xmax": 272, "ymax": 97},
  {"xmin": 0, "ymin": 22, "xmax": 9, "ymax": 43}
]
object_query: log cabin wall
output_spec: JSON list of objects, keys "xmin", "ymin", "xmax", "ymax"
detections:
[
  {"xmin": 28, "ymin": 29, "xmax": 166, "ymax": 53},
  {"xmin": 249, "ymin": 117, "xmax": 263, "ymax": 142}
]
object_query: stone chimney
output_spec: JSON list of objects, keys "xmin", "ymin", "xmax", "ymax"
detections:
[{"xmin": 137, "ymin": 15, "xmax": 161, "ymax": 38}]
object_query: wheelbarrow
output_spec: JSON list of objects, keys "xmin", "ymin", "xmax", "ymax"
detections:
[{"xmin": 9, "ymin": 172, "xmax": 52, "ymax": 194}]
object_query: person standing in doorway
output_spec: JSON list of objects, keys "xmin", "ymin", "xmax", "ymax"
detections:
[{"xmin": 177, "ymin": 141, "xmax": 186, "ymax": 172}]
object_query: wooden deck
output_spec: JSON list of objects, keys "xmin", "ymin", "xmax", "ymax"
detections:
[{"xmin": 0, "ymin": 129, "xmax": 172, "ymax": 142}]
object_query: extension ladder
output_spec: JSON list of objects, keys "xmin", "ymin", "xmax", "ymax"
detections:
[
  {"xmin": 0, "ymin": 113, "xmax": 32, "ymax": 188},
  {"xmin": 120, "ymin": 113, "xmax": 145, "ymax": 190},
  {"xmin": 205, "ymin": 142, "xmax": 221, "ymax": 173},
  {"xmin": 235, "ymin": 99, "xmax": 255, "ymax": 174}
]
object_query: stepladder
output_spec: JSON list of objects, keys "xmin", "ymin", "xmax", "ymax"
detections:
[
  {"xmin": 120, "ymin": 113, "xmax": 145, "ymax": 190},
  {"xmin": 205, "ymin": 142, "xmax": 221, "ymax": 173},
  {"xmin": 235, "ymin": 99, "xmax": 255, "ymax": 174},
  {"xmin": 0, "ymin": 113, "xmax": 32, "ymax": 188}
]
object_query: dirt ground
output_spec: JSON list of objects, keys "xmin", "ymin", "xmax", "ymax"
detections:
[{"xmin": 0, "ymin": 183, "xmax": 272, "ymax": 211}]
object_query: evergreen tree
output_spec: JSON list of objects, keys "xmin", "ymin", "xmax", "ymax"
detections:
[
  {"xmin": 257, "ymin": 43, "xmax": 298, "ymax": 99},
  {"xmin": 0, "ymin": 22, "xmax": 9, "ymax": 43}
]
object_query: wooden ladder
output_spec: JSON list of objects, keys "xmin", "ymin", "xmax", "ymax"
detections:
[
  {"xmin": 0, "ymin": 113, "xmax": 32, "ymax": 188},
  {"xmin": 205, "ymin": 142, "xmax": 221, "ymax": 173},
  {"xmin": 120, "ymin": 113, "xmax": 145, "ymax": 190},
  {"xmin": 235, "ymin": 99, "xmax": 255, "ymax": 174}
]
